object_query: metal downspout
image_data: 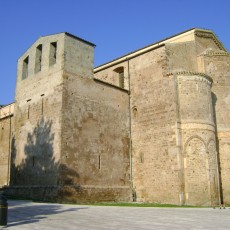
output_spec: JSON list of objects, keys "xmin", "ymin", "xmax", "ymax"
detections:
[
  {"xmin": 127, "ymin": 59, "xmax": 133, "ymax": 188},
  {"xmin": 215, "ymin": 146, "xmax": 222, "ymax": 205},
  {"xmin": 174, "ymin": 75, "xmax": 184, "ymax": 205}
]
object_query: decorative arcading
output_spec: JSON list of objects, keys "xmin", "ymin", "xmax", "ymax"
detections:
[
  {"xmin": 202, "ymin": 50, "xmax": 230, "ymax": 57},
  {"xmin": 167, "ymin": 71, "xmax": 213, "ymax": 84},
  {"xmin": 195, "ymin": 31, "xmax": 226, "ymax": 51}
]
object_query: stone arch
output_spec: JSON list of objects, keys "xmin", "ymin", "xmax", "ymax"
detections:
[
  {"xmin": 183, "ymin": 135, "xmax": 207, "ymax": 155},
  {"xmin": 183, "ymin": 135, "xmax": 210, "ymax": 205},
  {"xmin": 207, "ymin": 138, "xmax": 216, "ymax": 146}
]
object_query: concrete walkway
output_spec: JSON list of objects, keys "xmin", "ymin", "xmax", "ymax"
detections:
[{"xmin": 0, "ymin": 200, "xmax": 229, "ymax": 229}]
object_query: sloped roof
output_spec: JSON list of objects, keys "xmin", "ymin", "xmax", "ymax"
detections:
[
  {"xmin": 94, "ymin": 28, "xmax": 227, "ymax": 72},
  {"xmin": 18, "ymin": 32, "xmax": 95, "ymax": 59},
  {"xmin": 40, "ymin": 32, "xmax": 96, "ymax": 47}
]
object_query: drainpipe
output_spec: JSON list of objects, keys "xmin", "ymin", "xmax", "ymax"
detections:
[
  {"xmin": 127, "ymin": 58, "xmax": 133, "ymax": 182},
  {"xmin": 173, "ymin": 75, "xmax": 184, "ymax": 205},
  {"xmin": 215, "ymin": 149, "xmax": 222, "ymax": 205}
]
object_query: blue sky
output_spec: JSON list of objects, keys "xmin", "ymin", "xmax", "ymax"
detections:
[{"xmin": 1, "ymin": 0, "xmax": 230, "ymax": 105}]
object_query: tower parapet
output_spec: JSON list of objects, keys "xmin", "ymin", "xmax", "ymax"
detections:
[
  {"xmin": 8, "ymin": 32, "xmax": 131, "ymax": 203},
  {"xmin": 11, "ymin": 33, "xmax": 96, "ymax": 198}
]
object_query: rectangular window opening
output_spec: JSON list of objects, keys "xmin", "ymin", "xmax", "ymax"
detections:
[
  {"xmin": 28, "ymin": 105, "xmax": 30, "ymax": 119},
  {"xmin": 140, "ymin": 152, "xmax": 144, "ymax": 163},
  {"xmin": 22, "ymin": 56, "xmax": 29, "ymax": 79},
  {"xmin": 99, "ymin": 155, "xmax": 101, "ymax": 169},
  {"xmin": 32, "ymin": 156, "xmax": 35, "ymax": 167},
  {"xmin": 114, "ymin": 67, "xmax": 125, "ymax": 89},
  {"xmin": 49, "ymin": 42, "xmax": 57, "ymax": 66},
  {"xmin": 41, "ymin": 98, "xmax": 44, "ymax": 115},
  {"xmin": 35, "ymin": 44, "xmax": 42, "ymax": 73}
]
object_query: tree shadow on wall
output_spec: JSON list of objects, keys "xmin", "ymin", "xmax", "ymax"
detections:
[
  {"xmin": 10, "ymin": 118, "xmax": 58, "ymax": 186},
  {"xmin": 10, "ymin": 117, "xmax": 80, "ymax": 197}
]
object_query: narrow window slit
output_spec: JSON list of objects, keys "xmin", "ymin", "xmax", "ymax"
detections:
[
  {"xmin": 140, "ymin": 152, "xmax": 144, "ymax": 163},
  {"xmin": 28, "ymin": 105, "xmax": 30, "ymax": 119},
  {"xmin": 99, "ymin": 155, "xmax": 101, "ymax": 169},
  {"xmin": 49, "ymin": 42, "xmax": 57, "ymax": 66},
  {"xmin": 41, "ymin": 98, "xmax": 44, "ymax": 115},
  {"xmin": 35, "ymin": 44, "xmax": 42, "ymax": 73},
  {"xmin": 22, "ymin": 56, "xmax": 29, "ymax": 79},
  {"xmin": 32, "ymin": 156, "xmax": 35, "ymax": 167}
]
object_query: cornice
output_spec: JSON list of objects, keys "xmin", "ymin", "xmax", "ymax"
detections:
[
  {"xmin": 195, "ymin": 31, "xmax": 227, "ymax": 52},
  {"xmin": 201, "ymin": 50, "xmax": 230, "ymax": 57},
  {"xmin": 167, "ymin": 71, "xmax": 213, "ymax": 83}
]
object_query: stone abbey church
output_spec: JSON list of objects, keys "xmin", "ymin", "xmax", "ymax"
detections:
[{"xmin": 0, "ymin": 28, "xmax": 230, "ymax": 206}]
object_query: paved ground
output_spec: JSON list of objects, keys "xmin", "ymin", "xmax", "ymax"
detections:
[{"xmin": 0, "ymin": 200, "xmax": 229, "ymax": 229}]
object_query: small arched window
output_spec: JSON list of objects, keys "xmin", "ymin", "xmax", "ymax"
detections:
[{"xmin": 113, "ymin": 66, "xmax": 124, "ymax": 88}]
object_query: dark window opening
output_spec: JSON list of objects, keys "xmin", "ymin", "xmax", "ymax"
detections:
[
  {"xmin": 28, "ymin": 105, "xmax": 30, "ymax": 119},
  {"xmin": 114, "ymin": 66, "xmax": 124, "ymax": 88},
  {"xmin": 49, "ymin": 42, "xmax": 57, "ymax": 66},
  {"xmin": 132, "ymin": 106, "xmax": 138, "ymax": 118},
  {"xmin": 22, "ymin": 56, "xmax": 29, "ymax": 79},
  {"xmin": 32, "ymin": 156, "xmax": 35, "ymax": 167},
  {"xmin": 99, "ymin": 155, "xmax": 101, "ymax": 169},
  {"xmin": 140, "ymin": 152, "xmax": 144, "ymax": 163},
  {"xmin": 35, "ymin": 44, "xmax": 42, "ymax": 73},
  {"xmin": 41, "ymin": 98, "xmax": 44, "ymax": 115}
]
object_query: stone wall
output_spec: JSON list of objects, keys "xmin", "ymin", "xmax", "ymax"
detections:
[
  {"xmin": 8, "ymin": 32, "xmax": 132, "ymax": 202},
  {"xmin": 2, "ymin": 28, "xmax": 230, "ymax": 205},
  {"xmin": 195, "ymin": 31, "xmax": 225, "ymax": 54},
  {"xmin": 0, "ymin": 104, "xmax": 14, "ymax": 187},
  {"xmin": 10, "ymin": 34, "xmax": 65, "ymax": 197},
  {"xmin": 94, "ymin": 37, "xmax": 226, "ymax": 205},
  {"xmin": 96, "ymin": 46, "xmax": 185, "ymax": 204},
  {"xmin": 166, "ymin": 42, "xmax": 197, "ymax": 73},
  {"xmin": 202, "ymin": 53, "xmax": 230, "ymax": 204},
  {"xmin": 59, "ymin": 72, "xmax": 132, "ymax": 202},
  {"xmin": 128, "ymin": 46, "xmax": 182, "ymax": 204},
  {"xmin": 64, "ymin": 34, "xmax": 94, "ymax": 79},
  {"xmin": 94, "ymin": 62, "xmax": 129, "ymax": 90},
  {"xmin": 176, "ymin": 73, "xmax": 218, "ymax": 206}
]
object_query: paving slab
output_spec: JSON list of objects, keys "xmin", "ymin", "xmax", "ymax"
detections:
[{"xmin": 0, "ymin": 200, "xmax": 229, "ymax": 229}]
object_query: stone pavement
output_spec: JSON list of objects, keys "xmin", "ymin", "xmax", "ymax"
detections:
[{"xmin": 0, "ymin": 200, "xmax": 229, "ymax": 229}]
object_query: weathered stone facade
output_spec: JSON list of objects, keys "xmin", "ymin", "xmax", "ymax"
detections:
[
  {"xmin": 0, "ymin": 28, "xmax": 229, "ymax": 205},
  {"xmin": 0, "ymin": 104, "xmax": 14, "ymax": 187}
]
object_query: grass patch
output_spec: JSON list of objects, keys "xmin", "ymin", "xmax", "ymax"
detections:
[
  {"xmin": 90, "ymin": 202, "xmax": 206, "ymax": 208},
  {"xmin": 7, "ymin": 195, "xmax": 229, "ymax": 208}
]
